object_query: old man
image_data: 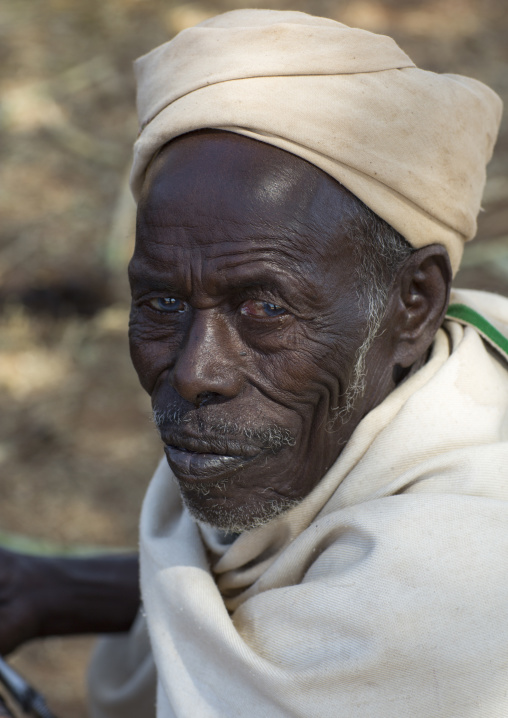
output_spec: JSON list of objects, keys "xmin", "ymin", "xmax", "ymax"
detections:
[{"xmin": 2, "ymin": 9, "xmax": 508, "ymax": 718}]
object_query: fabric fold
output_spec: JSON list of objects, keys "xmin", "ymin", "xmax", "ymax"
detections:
[
  {"xmin": 130, "ymin": 9, "xmax": 502, "ymax": 274},
  {"xmin": 88, "ymin": 289, "xmax": 508, "ymax": 717}
]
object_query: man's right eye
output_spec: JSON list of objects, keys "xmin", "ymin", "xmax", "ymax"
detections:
[{"xmin": 147, "ymin": 297, "xmax": 187, "ymax": 313}]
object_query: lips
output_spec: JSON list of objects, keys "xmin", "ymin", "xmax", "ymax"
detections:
[{"xmin": 162, "ymin": 434, "xmax": 261, "ymax": 483}]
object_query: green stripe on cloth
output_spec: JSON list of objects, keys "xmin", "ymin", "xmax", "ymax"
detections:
[
  {"xmin": 446, "ymin": 303, "xmax": 508, "ymax": 360},
  {"xmin": 0, "ymin": 529, "xmax": 134, "ymax": 556}
]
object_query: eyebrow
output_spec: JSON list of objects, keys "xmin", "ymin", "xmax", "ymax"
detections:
[
  {"xmin": 217, "ymin": 277, "xmax": 290, "ymax": 299},
  {"xmin": 130, "ymin": 258, "xmax": 317, "ymax": 312},
  {"xmin": 211, "ymin": 260, "xmax": 313, "ymax": 299}
]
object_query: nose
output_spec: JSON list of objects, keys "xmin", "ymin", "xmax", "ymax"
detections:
[{"xmin": 171, "ymin": 309, "xmax": 245, "ymax": 406}]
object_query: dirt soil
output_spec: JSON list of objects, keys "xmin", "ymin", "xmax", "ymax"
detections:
[{"xmin": 1, "ymin": 0, "xmax": 507, "ymax": 715}]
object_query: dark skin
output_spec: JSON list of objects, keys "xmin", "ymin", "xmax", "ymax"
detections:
[
  {"xmin": 0, "ymin": 130, "xmax": 451, "ymax": 652},
  {"xmin": 129, "ymin": 130, "xmax": 451, "ymax": 529},
  {"xmin": 0, "ymin": 548, "xmax": 139, "ymax": 655}
]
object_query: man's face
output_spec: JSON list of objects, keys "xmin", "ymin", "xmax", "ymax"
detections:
[{"xmin": 129, "ymin": 131, "xmax": 398, "ymax": 531}]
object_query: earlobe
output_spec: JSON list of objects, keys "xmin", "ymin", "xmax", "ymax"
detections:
[{"xmin": 392, "ymin": 244, "xmax": 452, "ymax": 368}]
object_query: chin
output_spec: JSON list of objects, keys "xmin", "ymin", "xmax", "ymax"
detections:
[{"xmin": 177, "ymin": 481, "xmax": 301, "ymax": 534}]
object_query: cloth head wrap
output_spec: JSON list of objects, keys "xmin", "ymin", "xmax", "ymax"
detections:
[{"xmin": 131, "ymin": 9, "xmax": 503, "ymax": 273}]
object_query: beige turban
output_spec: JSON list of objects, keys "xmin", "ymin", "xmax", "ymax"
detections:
[{"xmin": 131, "ymin": 9, "xmax": 502, "ymax": 273}]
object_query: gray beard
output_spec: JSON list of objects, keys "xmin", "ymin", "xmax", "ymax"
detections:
[
  {"xmin": 157, "ymin": 327, "xmax": 376, "ymax": 533},
  {"xmin": 174, "ymin": 475, "xmax": 301, "ymax": 534}
]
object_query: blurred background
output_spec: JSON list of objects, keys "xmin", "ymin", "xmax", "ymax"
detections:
[{"xmin": 1, "ymin": 0, "xmax": 507, "ymax": 715}]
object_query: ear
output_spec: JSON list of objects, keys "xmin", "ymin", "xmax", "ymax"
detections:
[{"xmin": 389, "ymin": 244, "xmax": 452, "ymax": 369}]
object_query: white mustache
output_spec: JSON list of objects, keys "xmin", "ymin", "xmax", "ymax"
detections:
[{"xmin": 152, "ymin": 408, "xmax": 296, "ymax": 453}]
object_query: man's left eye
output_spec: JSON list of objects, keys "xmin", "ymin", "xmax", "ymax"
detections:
[
  {"xmin": 240, "ymin": 300, "xmax": 287, "ymax": 318},
  {"xmin": 148, "ymin": 297, "xmax": 186, "ymax": 313}
]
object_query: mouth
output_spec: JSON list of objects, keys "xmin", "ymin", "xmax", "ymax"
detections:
[{"xmin": 163, "ymin": 435, "xmax": 261, "ymax": 483}]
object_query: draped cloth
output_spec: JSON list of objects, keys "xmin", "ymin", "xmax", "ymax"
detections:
[
  {"xmin": 130, "ymin": 9, "xmax": 503, "ymax": 274},
  {"xmin": 88, "ymin": 288, "xmax": 508, "ymax": 718}
]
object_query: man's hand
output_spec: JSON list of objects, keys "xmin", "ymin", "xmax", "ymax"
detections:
[
  {"xmin": 0, "ymin": 548, "xmax": 44, "ymax": 655},
  {"xmin": 0, "ymin": 548, "xmax": 140, "ymax": 655}
]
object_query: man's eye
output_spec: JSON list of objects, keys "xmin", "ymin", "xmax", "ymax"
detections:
[
  {"xmin": 240, "ymin": 300, "xmax": 287, "ymax": 318},
  {"xmin": 148, "ymin": 297, "xmax": 186, "ymax": 313}
]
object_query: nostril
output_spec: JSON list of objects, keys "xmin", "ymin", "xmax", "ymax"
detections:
[{"xmin": 195, "ymin": 391, "xmax": 218, "ymax": 408}]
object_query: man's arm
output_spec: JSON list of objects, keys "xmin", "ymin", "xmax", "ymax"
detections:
[{"xmin": 0, "ymin": 548, "xmax": 140, "ymax": 655}]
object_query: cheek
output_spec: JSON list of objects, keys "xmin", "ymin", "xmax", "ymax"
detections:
[
  {"xmin": 252, "ymin": 323, "xmax": 361, "ymax": 416},
  {"xmin": 128, "ymin": 308, "xmax": 182, "ymax": 394}
]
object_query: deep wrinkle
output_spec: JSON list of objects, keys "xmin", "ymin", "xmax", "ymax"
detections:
[
  {"xmin": 129, "ymin": 130, "xmax": 451, "ymax": 532},
  {"xmin": 131, "ymin": 260, "xmax": 318, "ymax": 315},
  {"xmin": 131, "ymin": 227, "xmax": 331, "ymax": 316}
]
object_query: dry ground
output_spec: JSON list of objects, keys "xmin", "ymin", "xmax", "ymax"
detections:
[{"xmin": 1, "ymin": 0, "xmax": 507, "ymax": 715}]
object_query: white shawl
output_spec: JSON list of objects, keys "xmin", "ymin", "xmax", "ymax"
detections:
[{"xmin": 88, "ymin": 289, "xmax": 508, "ymax": 717}]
